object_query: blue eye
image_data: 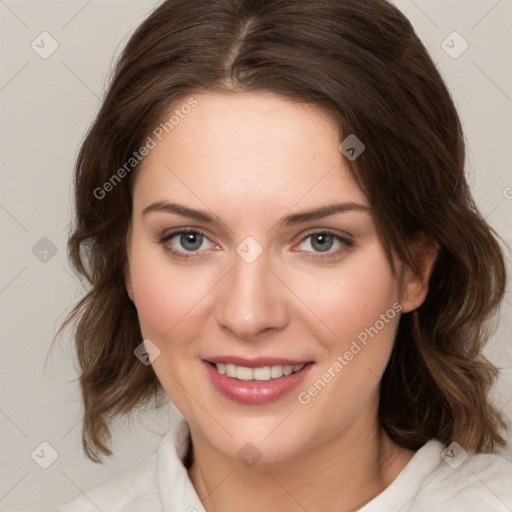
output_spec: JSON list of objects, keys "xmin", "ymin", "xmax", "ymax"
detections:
[
  {"xmin": 298, "ymin": 231, "xmax": 353, "ymax": 256},
  {"xmin": 159, "ymin": 228, "xmax": 353, "ymax": 262},
  {"xmin": 160, "ymin": 229, "xmax": 212, "ymax": 258},
  {"xmin": 174, "ymin": 232, "xmax": 207, "ymax": 251},
  {"xmin": 304, "ymin": 233, "xmax": 335, "ymax": 252}
]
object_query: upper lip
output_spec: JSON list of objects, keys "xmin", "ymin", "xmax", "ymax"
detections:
[{"xmin": 205, "ymin": 356, "xmax": 312, "ymax": 368}]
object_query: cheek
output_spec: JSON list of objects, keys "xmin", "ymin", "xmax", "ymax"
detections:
[
  {"xmin": 129, "ymin": 245, "xmax": 215, "ymax": 342},
  {"xmin": 293, "ymin": 245, "xmax": 401, "ymax": 413},
  {"xmin": 291, "ymin": 243, "xmax": 401, "ymax": 347}
]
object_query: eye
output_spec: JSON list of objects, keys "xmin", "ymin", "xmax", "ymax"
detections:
[
  {"xmin": 296, "ymin": 231, "xmax": 353, "ymax": 257},
  {"xmin": 159, "ymin": 228, "xmax": 215, "ymax": 259}
]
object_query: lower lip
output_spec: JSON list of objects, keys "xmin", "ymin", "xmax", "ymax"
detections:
[{"xmin": 203, "ymin": 361, "xmax": 313, "ymax": 405}]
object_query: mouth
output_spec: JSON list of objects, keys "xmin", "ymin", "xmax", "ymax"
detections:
[
  {"xmin": 202, "ymin": 357, "xmax": 313, "ymax": 405},
  {"xmin": 208, "ymin": 361, "xmax": 307, "ymax": 381}
]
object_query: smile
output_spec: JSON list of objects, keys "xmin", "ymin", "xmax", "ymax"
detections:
[
  {"xmin": 213, "ymin": 362, "xmax": 306, "ymax": 381},
  {"xmin": 203, "ymin": 358, "xmax": 313, "ymax": 405}
]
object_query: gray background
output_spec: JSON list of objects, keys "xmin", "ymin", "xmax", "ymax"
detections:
[{"xmin": 0, "ymin": 1, "xmax": 511, "ymax": 510}]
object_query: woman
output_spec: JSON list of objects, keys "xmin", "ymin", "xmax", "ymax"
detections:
[{"xmin": 56, "ymin": 0, "xmax": 512, "ymax": 510}]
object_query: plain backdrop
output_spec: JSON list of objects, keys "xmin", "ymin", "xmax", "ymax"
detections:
[{"xmin": 0, "ymin": 1, "xmax": 511, "ymax": 510}]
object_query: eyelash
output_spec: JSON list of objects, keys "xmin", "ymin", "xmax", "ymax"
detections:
[{"xmin": 158, "ymin": 228, "xmax": 354, "ymax": 261}]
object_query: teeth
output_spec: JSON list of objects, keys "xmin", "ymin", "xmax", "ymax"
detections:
[
  {"xmin": 236, "ymin": 366, "xmax": 253, "ymax": 381},
  {"xmin": 214, "ymin": 363, "xmax": 306, "ymax": 381},
  {"xmin": 226, "ymin": 363, "xmax": 237, "ymax": 378},
  {"xmin": 253, "ymin": 366, "xmax": 271, "ymax": 380},
  {"xmin": 270, "ymin": 365, "xmax": 283, "ymax": 378}
]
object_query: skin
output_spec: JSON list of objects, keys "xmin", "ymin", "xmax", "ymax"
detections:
[{"xmin": 125, "ymin": 91, "xmax": 439, "ymax": 512}]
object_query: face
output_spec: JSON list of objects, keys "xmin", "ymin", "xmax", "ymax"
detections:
[{"xmin": 125, "ymin": 91, "xmax": 424, "ymax": 464}]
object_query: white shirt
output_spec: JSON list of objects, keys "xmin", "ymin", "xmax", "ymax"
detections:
[{"xmin": 56, "ymin": 420, "xmax": 512, "ymax": 511}]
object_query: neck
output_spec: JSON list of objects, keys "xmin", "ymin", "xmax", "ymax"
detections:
[{"xmin": 187, "ymin": 402, "xmax": 415, "ymax": 512}]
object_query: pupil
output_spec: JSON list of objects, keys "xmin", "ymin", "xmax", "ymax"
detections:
[
  {"xmin": 181, "ymin": 233, "xmax": 202, "ymax": 251},
  {"xmin": 312, "ymin": 233, "xmax": 333, "ymax": 252}
]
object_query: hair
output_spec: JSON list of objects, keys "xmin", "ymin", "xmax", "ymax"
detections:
[{"xmin": 58, "ymin": 0, "xmax": 509, "ymax": 463}]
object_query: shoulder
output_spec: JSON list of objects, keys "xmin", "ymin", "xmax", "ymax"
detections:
[
  {"xmin": 361, "ymin": 439, "xmax": 512, "ymax": 512},
  {"xmin": 55, "ymin": 453, "xmax": 161, "ymax": 512},
  {"xmin": 411, "ymin": 442, "xmax": 512, "ymax": 511},
  {"xmin": 54, "ymin": 420, "xmax": 192, "ymax": 512}
]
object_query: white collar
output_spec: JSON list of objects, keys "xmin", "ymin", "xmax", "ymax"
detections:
[
  {"xmin": 157, "ymin": 419, "xmax": 206, "ymax": 512},
  {"xmin": 155, "ymin": 419, "xmax": 449, "ymax": 512}
]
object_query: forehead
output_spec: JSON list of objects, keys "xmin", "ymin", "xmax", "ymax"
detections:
[{"xmin": 132, "ymin": 91, "xmax": 367, "ymax": 214}]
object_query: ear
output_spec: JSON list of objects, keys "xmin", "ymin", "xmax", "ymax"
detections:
[
  {"xmin": 124, "ymin": 262, "xmax": 134, "ymax": 302},
  {"xmin": 400, "ymin": 233, "xmax": 440, "ymax": 314},
  {"xmin": 124, "ymin": 228, "xmax": 135, "ymax": 302}
]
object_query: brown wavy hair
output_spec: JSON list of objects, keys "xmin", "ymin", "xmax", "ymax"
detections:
[{"xmin": 58, "ymin": 0, "xmax": 509, "ymax": 462}]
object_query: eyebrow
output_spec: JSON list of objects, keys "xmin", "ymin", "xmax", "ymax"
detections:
[
  {"xmin": 279, "ymin": 202, "xmax": 370, "ymax": 225},
  {"xmin": 141, "ymin": 201, "xmax": 370, "ymax": 226}
]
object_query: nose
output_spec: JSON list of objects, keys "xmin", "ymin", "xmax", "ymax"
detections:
[{"xmin": 214, "ymin": 252, "xmax": 290, "ymax": 340}]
